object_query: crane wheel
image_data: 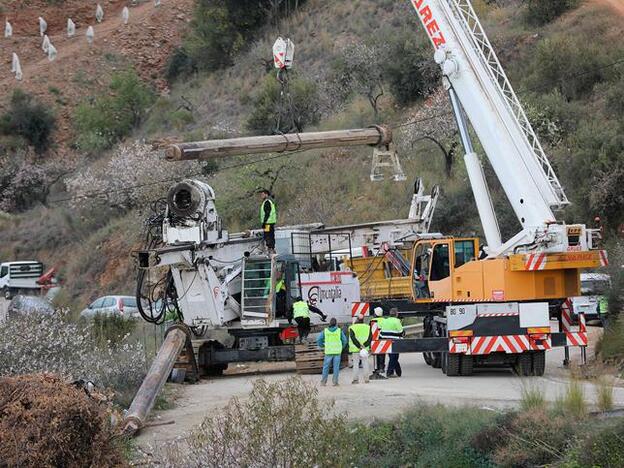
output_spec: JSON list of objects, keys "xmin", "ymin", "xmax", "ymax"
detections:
[
  {"xmin": 423, "ymin": 352, "xmax": 433, "ymax": 366},
  {"xmin": 446, "ymin": 354, "xmax": 461, "ymax": 376},
  {"xmin": 432, "ymin": 353, "xmax": 442, "ymax": 369},
  {"xmin": 460, "ymin": 355, "xmax": 474, "ymax": 376},
  {"xmin": 515, "ymin": 353, "xmax": 533, "ymax": 377},
  {"xmin": 532, "ymin": 351, "xmax": 546, "ymax": 376}
]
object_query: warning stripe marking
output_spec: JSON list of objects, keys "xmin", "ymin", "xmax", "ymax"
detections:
[
  {"xmin": 477, "ymin": 312, "xmax": 519, "ymax": 318},
  {"xmin": 599, "ymin": 250, "xmax": 609, "ymax": 267},
  {"xmin": 470, "ymin": 335, "xmax": 551, "ymax": 355},
  {"xmin": 524, "ymin": 252, "xmax": 547, "ymax": 271},
  {"xmin": 351, "ymin": 302, "xmax": 370, "ymax": 317},
  {"xmin": 371, "ymin": 340, "xmax": 393, "ymax": 354}
]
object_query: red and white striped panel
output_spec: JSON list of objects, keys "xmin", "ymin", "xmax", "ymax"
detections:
[
  {"xmin": 561, "ymin": 299, "xmax": 574, "ymax": 332},
  {"xmin": 524, "ymin": 253, "xmax": 547, "ymax": 271},
  {"xmin": 599, "ymin": 250, "xmax": 609, "ymax": 267},
  {"xmin": 477, "ymin": 313, "xmax": 519, "ymax": 318},
  {"xmin": 566, "ymin": 332, "xmax": 588, "ymax": 347},
  {"xmin": 351, "ymin": 302, "xmax": 370, "ymax": 317},
  {"xmin": 371, "ymin": 321, "xmax": 380, "ymax": 340},
  {"xmin": 449, "ymin": 340, "xmax": 470, "ymax": 354},
  {"xmin": 471, "ymin": 335, "xmax": 551, "ymax": 355},
  {"xmin": 371, "ymin": 340, "xmax": 393, "ymax": 354}
]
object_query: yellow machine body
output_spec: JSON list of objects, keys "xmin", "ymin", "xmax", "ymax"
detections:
[{"xmin": 350, "ymin": 237, "xmax": 606, "ymax": 304}]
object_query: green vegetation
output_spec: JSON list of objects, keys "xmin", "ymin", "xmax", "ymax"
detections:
[
  {"xmin": 74, "ymin": 70, "xmax": 155, "ymax": 152},
  {"xmin": 0, "ymin": 90, "xmax": 56, "ymax": 154},
  {"xmin": 157, "ymin": 377, "xmax": 624, "ymax": 467},
  {"xmin": 525, "ymin": 0, "xmax": 578, "ymax": 25},
  {"xmin": 595, "ymin": 376, "xmax": 615, "ymax": 412},
  {"xmin": 171, "ymin": 0, "xmax": 307, "ymax": 80},
  {"xmin": 520, "ymin": 384, "xmax": 546, "ymax": 411},
  {"xmin": 245, "ymin": 73, "xmax": 320, "ymax": 134}
]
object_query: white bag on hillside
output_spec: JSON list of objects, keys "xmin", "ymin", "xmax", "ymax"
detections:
[
  {"xmin": 86, "ymin": 26, "xmax": 94, "ymax": 44},
  {"xmin": 42, "ymin": 34, "xmax": 50, "ymax": 53},
  {"xmin": 122, "ymin": 7, "xmax": 129, "ymax": 24},
  {"xmin": 155, "ymin": 0, "xmax": 161, "ymax": 6},
  {"xmin": 39, "ymin": 17, "xmax": 47, "ymax": 36},
  {"xmin": 67, "ymin": 18, "xmax": 76, "ymax": 37},
  {"xmin": 96, "ymin": 4, "xmax": 104, "ymax": 23},
  {"xmin": 12, "ymin": 53, "xmax": 22, "ymax": 80},
  {"xmin": 48, "ymin": 43, "xmax": 57, "ymax": 61},
  {"xmin": 359, "ymin": 348, "xmax": 369, "ymax": 358},
  {"xmin": 5, "ymin": 21, "xmax": 12, "ymax": 38}
]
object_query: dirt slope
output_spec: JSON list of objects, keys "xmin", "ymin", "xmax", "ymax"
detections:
[
  {"xmin": 0, "ymin": 0, "xmax": 193, "ymax": 154},
  {"xmin": 595, "ymin": 0, "xmax": 624, "ymax": 16}
]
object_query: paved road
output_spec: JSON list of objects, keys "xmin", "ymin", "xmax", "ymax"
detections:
[{"xmin": 136, "ymin": 326, "xmax": 624, "ymax": 448}]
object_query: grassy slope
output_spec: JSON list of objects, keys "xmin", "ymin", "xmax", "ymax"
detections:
[{"xmin": 1, "ymin": 0, "xmax": 622, "ymax": 308}]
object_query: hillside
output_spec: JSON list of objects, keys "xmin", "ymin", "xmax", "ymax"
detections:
[{"xmin": 0, "ymin": 0, "xmax": 623, "ymax": 309}]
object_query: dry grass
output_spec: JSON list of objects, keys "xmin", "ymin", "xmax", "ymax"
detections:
[
  {"xmin": 595, "ymin": 375, "xmax": 615, "ymax": 412},
  {"xmin": 520, "ymin": 383, "xmax": 546, "ymax": 411}
]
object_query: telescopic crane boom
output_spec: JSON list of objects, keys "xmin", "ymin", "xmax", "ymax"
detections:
[{"xmin": 411, "ymin": 0, "xmax": 579, "ymax": 256}]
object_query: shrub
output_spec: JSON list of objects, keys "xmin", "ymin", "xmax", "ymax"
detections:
[
  {"xmin": 245, "ymin": 73, "xmax": 320, "ymax": 134},
  {"xmin": 524, "ymin": 0, "xmax": 577, "ymax": 25},
  {"xmin": 595, "ymin": 376, "xmax": 615, "ymax": 412},
  {"xmin": 570, "ymin": 418, "xmax": 624, "ymax": 466},
  {"xmin": 384, "ymin": 36, "xmax": 440, "ymax": 106},
  {"xmin": 65, "ymin": 142, "xmax": 203, "ymax": 210},
  {"xmin": 159, "ymin": 377, "xmax": 352, "ymax": 467},
  {"xmin": 525, "ymin": 35, "xmax": 615, "ymax": 100},
  {"xmin": 520, "ymin": 384, "xmax": 546, "ymax": 411},
  {"xmin": 352, "ymin": 404, "xmax": 495, "ymax": 467},
  {"xmin": 606, "ymin": 74, "xmax": 624, "ymax": 116},
  {"xmin": 0, "ymin": 89, "xmax": 55, "ymax": 153},
  {"xmin": 473, "ymin": 410, "xmax": 577, "ymax": 467},
  {"xmin": 74, "ymin": 70, "xmax": 155, "ymax": 152},
  {"xmin": 0, "ymin": 311, "xmax": 147, "ymax": 406},
  {"xmin": 165, "ymin": 47, "xmax": 197, "ymax": 82},
  {"xmin": 554, "ymin": 380, "xmax": 587, "ymax": 418},
  {"xmin": 0, "ymin": 147, "xmax": 66, "ymax": 212}
]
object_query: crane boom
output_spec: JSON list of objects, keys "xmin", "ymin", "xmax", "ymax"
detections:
[{"xmin": 410, "ymin": 0, "xmax": 571, "ymax": 254}]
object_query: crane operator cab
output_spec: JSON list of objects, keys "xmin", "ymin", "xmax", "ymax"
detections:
[
  {"xmin": 240, "ymin": 255, "xmax": 301, "ymax": 327},
  {"xmin": 411, "ymin": 238, "xmax": 479, "ymax": 303}
]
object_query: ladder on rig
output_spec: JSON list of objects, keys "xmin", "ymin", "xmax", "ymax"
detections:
[{"xmin": 240, "ymin": 258, "xmax": 272, "ymax": 327}]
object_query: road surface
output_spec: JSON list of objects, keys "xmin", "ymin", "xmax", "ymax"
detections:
[{"xmin": 136, "ymin": 326, "xmax": 624, "ymax": 448}]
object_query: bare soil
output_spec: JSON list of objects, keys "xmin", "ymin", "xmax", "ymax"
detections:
[{"xmin": 0, "ymin": 0, "xmax": 193, "ymax": 154}]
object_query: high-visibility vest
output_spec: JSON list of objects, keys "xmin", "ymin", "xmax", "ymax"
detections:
[
  {"xmin": 348, "ymin": 323, "xmax": 371, "ymax": 352},
  {"xmin": 599, "ymin": 296, "xmax": 609, "ymax": 315},
  {"xmin": 260, "ymin": 199, "xmax": 277, "ymax": 225},
  {"xmin": 324, "ymin": 327, "xmax": 343, "ymax": 355},
  {"xmin": 276, "ymin": 278, "xmax": 286, "ymax": 292},
  {"xmin": 379, "ymin": 316, "xmax": 403, "ymax": 339},
  {"xmin": 293, "ymin": 300, "xmax": 310, "ymax": 319}
]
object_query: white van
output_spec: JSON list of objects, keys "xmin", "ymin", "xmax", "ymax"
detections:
[{"xmin": 0, "ymin": 261, "xmax": 44, "ymax": 299}]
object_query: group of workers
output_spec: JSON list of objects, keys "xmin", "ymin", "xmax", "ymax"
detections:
[
  {"xmin": 317, "ymin": 306, "xmax": 405, "ymax": 386},
  {"xmin": 257, "ymin": 190, "xmax": 407, "ymax": 385}
]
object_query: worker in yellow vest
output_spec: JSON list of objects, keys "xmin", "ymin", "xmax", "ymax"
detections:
[
  {"xmin": 370, "ymin": 306, "xmax": 386, "ymax": 379},
  {"xmin": 317, "ymin": 317, "xmax": 347, "ymax": 386},
  {"xmin": 291, "ymin": 297, "xmax": 327, "ymax": 343},
  {"xmin": 349, "ymin": 314, "xmax": 372, "ymax": 384},
  {"xmin": 380, "ymin": 307, "xmax": 404, "ymax": 378},
  {"xmin": 257, "ymin": 189, "xmax": 277, "ymax": 255}
]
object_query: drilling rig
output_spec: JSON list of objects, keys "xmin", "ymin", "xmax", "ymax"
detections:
[{"xmin": 123, "ymin": 0, "xmax": 608, "ymax": 435}]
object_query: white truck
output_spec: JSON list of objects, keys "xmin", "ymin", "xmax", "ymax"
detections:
[{"xmin": 0, "ymin": 261, "xmax": 45, "ymax": 299}]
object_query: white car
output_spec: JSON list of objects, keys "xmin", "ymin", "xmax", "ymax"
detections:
[{"xmin": 80, "ymin": 295, "xmax": 140, "ymax": 319}]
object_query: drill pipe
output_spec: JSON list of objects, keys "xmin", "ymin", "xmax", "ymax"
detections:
[
  {"xmin": 122, "ymin": 327, "xmax": 187, "ymax": 436},
  {"xmin": 166, "ymin": 125, "xmax": 392, "ymax": 161}
]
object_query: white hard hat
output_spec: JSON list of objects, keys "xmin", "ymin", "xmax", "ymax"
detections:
[{"xmin": 374, "ymin": 307, "xmax": 383, "ymax": 317}]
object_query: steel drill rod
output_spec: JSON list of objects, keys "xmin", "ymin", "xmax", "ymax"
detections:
[
  {"xmin": 122, "ymin": 327, "xmax": 187, "ymax": 436},
  {"xmin": 166, "ymin": 126, "xmax": 392, "ymax": 161}
]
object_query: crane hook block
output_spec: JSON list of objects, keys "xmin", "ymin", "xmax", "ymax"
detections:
[{"xmin": 273, "ymin": 37, "xmax": 295, "ymax": 69}]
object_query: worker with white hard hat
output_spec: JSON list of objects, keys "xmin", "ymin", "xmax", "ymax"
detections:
[
  {"xmin": 369, "ymin": 306, "xmax": 387, "ymax": 379},
  {"xmin": 348, "ymin": 313, "xmax": 372, "ymax": 384}
]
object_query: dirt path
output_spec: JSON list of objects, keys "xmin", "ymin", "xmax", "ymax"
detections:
[
  {"xmin": 594, "ymin": 0, "xmax": 624, "ymax": 16},
  {"xmin": 136, "ymin": 326, "xmax": 623, "ymax": 449}
]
